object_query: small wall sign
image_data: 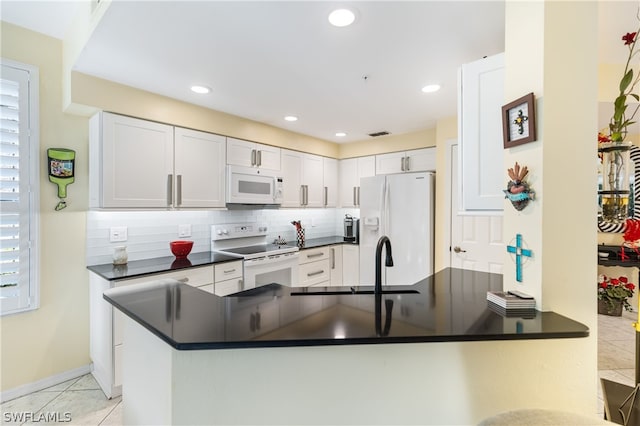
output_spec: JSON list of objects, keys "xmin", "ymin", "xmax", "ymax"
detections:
[{"xmin": 502, "ymin": 92, "xmax": 537, "ymax": 148}]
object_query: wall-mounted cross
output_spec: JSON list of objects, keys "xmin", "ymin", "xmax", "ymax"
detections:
[{"xmin": 507, "ymin": 234, "xmax": 532, "ymax": 282}]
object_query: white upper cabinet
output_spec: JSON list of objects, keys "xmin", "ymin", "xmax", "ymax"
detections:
[
  {"xmin": 323, "ymin": 157, "xmax": 338, "ymax": 207},
  {"xmin": 375, "ymin": 148, "xmax": 435, "ymax": 175},
  {"xmin": 90, "ymin": 112, "xmax": 226, "ymax": 209},
  {"xmin": 458, "ymin": 52, "xmax": 505, "ymax": 211},
  {"xmin": 174, "ymin": 127, "xmax": 226, "ymax": 208},
  {"xmin": 339, "ymin": 156, "xmax": 375, "ymax": 207},
  {"xmin": 281, "ymin": 149, "xmax": 324, "ymax": 208},
  {"xmin": 91, "ymin": 112, "xmax": 174, "ymax": 208},
  {"xmin": 226, "ymin": 137, "xmax": 281, "ymax": 171}
]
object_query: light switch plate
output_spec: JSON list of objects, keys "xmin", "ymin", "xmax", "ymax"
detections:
[
  {"xmin": 178, "ymin": 224, "xmax": 192, "ymax": 238},
  {"xmin": 109, "ymin": 226, "xmax": 128, "ymax": 242}
]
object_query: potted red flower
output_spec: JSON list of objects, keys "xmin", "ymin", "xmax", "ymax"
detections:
[{"xmin": 598, "ymin": 274, "xmax": 635, "ymax": 316}]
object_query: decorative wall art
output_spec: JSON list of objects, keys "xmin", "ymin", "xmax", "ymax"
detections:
[
  {"xmin": 502, "ymin": 92, "xmax": 537, "ymax": 148},
  {"xmin": 47, "ymin": 148, "xmax": 75, "ymax": 211},
  {"xmin": 503, "ymin": 162, "xmax": 535, "ymax": 211},
  {"xmin": 507, "ymin": 234, "xmax": 533, "ymax": 282}
]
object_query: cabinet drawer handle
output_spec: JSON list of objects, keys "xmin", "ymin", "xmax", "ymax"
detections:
[
  {"xmin": 177, "ymin": 277, "xmax": 189, "ymax": 283},
  {"xmin": 307, "ymin": 252, "xmax": 324, "ymax": 258},
  {"xmin": 223, "ymin": 268, "xmax": 236, "ymax": 274},
  {"xmin": 307, "ymin": 270, "xmax": 325, "ymax": 277}
]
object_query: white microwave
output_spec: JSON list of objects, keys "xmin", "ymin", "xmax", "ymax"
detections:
[{"xmin": 226, "ymin": 165, "xmax": 283, "ymax": 206}]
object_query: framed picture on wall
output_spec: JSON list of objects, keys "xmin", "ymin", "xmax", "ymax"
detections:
[{"xmin": 502, "ymin": 92, "xmax": 537, "ymax": 148}]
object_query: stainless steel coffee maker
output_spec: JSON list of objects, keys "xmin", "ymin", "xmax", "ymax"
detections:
[{"xmin": 343, "ymin": 214, "xmax": 359, "ymax": 242}]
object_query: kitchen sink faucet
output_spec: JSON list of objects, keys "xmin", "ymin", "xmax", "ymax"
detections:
[{"xmin": 375, "ymin": 236, "xmax": 394, "ymax": 294}]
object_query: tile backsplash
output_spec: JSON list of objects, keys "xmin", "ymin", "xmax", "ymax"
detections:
[{"xmin": 87, "ymin": 208, "xmax": 358, "ymax": 265}]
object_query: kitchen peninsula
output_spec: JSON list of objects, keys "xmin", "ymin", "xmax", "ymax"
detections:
[{"xmin": 104, "ymin": 268, "xmax": 589, "ymax": 425}]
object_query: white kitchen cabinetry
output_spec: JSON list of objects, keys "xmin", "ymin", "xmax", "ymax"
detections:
[
  {"xmin": 323, "ymin": 157, "xmax": 338, "ymax": 207},
  {"xmin": 89, "ymin": 112, "xmax": 226, "ymax": 209},
  {"xmin": 339, "ymin": 156, "xmax": 375, "ymax": 207},
  {"xmin": 89, "ymin": 265, "xmax": 215, "ymax": 398},
  {"xmin": 342, "ymin": 244, "xmax": 360, "ymax": 286},
  {"xmin": 329, "ymin": 245, "xmax": 343, "ymax": 286},
  {"xmin": 214, "ymin": 260, "xmax": 244, "ymax": 296},
  {"xmin": 298, "ymin": 246, "xmax": 331, "ymax": 287},
  {"xmin": 375, "ymin": 148, "xmax": 436, "ymax": 175},
  {"xmin": 226, "ymin": 137, "xmax": 281, "ymax": 171},
  {"xmin": 281, "ymin": 150, "xmax": 324, "ymax": 208},
  {"xmin": 174, "ymin": 127, "xmax": 226, "ymax": 208},
  {"xmin": 458, "ymin": 52, "xmax": 505, "ymax": 211}
]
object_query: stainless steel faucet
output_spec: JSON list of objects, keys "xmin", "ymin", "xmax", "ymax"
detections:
[{"xmin": 375, "ymin": 235, "xmax": 394, "ymax": 294}]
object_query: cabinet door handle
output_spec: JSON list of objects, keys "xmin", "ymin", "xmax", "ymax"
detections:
[
  {"xmin": 167, "ymin": 174, "xmax": 173, "ymax": 206},
  {"xmin": 177, "ymin": 174, "xmax": 183, "ymax": 206},
  {"xmin": 300, "ymin": 185, "xmax": 305, "ymax": 205},
  {"xmin": 400, "ymin": 157, "xmax": 405, "ymax": 172},
  {"xmin": 356, "ymin": 186, "xmax": 360, "ymax": 206},
  {"xmin": 324, "ymin": 186, "xmax": 328, "ymax": 207},
  {"xmin": 330, "ymin": 248, "xmax": 335, "ymax": 269},
  {"xmin": 405, "ymin": 156, "xmax": 410, "ymax": 171},
  {"xmin": 305, "ymin": 185, "xmax": 309, "ymax": 205},
  {"xmin": 307, "ymin": 270, "xmax": 325, "ymax": 277},
  {"xmin": 251, "ymin": 149, "xmax": 256, "ymax": 166},
  {"xmin": 257, "ymin": 150, "xmax": 262, "ymax": 167},
  {"xmin": 353, "ymin": 186, "xmax": 357, "ymax": 206}
]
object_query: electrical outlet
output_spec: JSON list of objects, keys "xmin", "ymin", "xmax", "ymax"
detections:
[
  {"xmin": 178, "ymin": 224, "xmax": 192, "ymax": 238},
  {"xmin": 109, "ymin": 226, "xmax": 128, "ymax": 242}
]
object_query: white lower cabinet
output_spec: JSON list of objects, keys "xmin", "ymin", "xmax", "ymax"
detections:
[
  {"xmin": 298, "ymin": 246, "xmax": 330, "ymax": 287},
  {"xmin": 214, "ymin": 261, "xmax": 243, "ymax": 296},
  {"xmin": 342, "ymin": 245, "xmax": 360, "ymax": 286},
  {"xmin": 90, "ymin": 265, "xmax": 215, "ymax": 398}
]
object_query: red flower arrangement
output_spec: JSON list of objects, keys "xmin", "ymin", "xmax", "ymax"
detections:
[{"xmin": 598, "ymin": 274, "xmax": 635, "ymax": 312}]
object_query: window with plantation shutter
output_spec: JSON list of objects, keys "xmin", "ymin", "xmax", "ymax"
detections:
[{"xmin": 1, "ymin": 60, "xmax": 39, "ymax": 315}]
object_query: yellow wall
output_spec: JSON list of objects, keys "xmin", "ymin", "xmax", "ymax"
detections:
[
  {"xmin": 0, "ymin": 22, "xmax": 91, "ymax": 391},
  {"xmin": 434, "ymin": 116, "xmax": 457, "ymax": 271}
]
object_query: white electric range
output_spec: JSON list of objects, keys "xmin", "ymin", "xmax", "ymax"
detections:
[{"xmin": 211, "ymin": 223, "xmax": 299, "ymax": 291}]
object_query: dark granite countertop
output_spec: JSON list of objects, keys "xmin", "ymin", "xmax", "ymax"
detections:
[
  {"xmin": 103, "ymin": 267, "xmax": 589, "ymax": 350},
  {"xmin": 87, "ymin": 251, "xmax": 240, "ymax": 281},
  {"xmin": 291, "ymin": 236, "xmax": 359, "ymax": 249},
  {"xmin": 88, "ymin": 237, "xmax": 357, "ymax": 281}
]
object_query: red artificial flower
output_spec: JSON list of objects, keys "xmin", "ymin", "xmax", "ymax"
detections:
[
  {"xmin": 598, "ymin": 132, "xmax": 611, "ymax": 143},
  {"xmin": 620, "ymin": 276, "xmax": 629, "ymax": 283},
  {"xmin": 612, "ymin": 278, "xmax": 620, "ymax": 285},
  {"xmin": 623, "ymin": 32, "xmax": 637, "ymax": 46},
  {"xmin": 626, "ymin": 283, "xmax": 636, "ymax": 291},
  {"xmin": 601, "ymin": 282, "xmax": 609, "ymax": 289}
]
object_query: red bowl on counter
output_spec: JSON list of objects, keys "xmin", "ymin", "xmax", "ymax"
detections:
[{"xmin": 170, "ymin": 240, "xmax": 193, "ymax": 258}]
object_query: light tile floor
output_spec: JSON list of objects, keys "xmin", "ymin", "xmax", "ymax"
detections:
[
  {"xmin": 0, "ymin": 312, "xmax": 635, "ymax": 425},
  {"xmin": 598, "ymin": 309, "xmax": 638, "ymax": 420}
]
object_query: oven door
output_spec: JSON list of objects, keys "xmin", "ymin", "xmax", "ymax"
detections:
[
  {"xmin": 243, "ymin": 252, "xmax": 299, "ymax": 290},
  {"xmin": 227, "ymin": 165, "xmax": 280, "ymax": 205}
]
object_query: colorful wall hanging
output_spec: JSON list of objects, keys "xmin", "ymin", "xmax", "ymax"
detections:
[
  {"xmin": 503, "ymin": 162, "xmax": 535, "ymax": 211},
  {"xmin": 47, "ymin": 148, "xmax": 75, "ymax": 211},
  {"xmin": 507, "ymin": 234, "xmax": 532, "ymax": 282}
]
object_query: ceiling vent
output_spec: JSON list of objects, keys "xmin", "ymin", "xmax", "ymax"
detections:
[{"xmin": 368, "ymin": 131, "xmax": 390, "ymax": 137}]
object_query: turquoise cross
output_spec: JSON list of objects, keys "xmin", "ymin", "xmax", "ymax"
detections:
[{"xmin": 507, "ymin": 234, "xmax": 532, "ymax": 282}]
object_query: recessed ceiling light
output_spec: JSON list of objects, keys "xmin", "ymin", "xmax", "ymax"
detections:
[
  {"xmin": 421, "ymin": 84, "xmax": 441, "ymax": 93},
  {"xmin": 335, "ymin": 132, "xmax": 347, "ymax": 137},
  {"xmin": 328, "ymin": 9, "xmax": 355, "ymax": 27},
  {"xmin": 191, "ymin": 85, "xmax": 211, "ymax": 94},
  {"xmin": 284, "ymin": 116, "xmax": 298, "ymax": 122}
]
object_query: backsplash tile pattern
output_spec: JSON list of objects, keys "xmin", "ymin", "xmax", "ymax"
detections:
[{"xmin": 86, "ymin": 208, "xmax": 358, "ymax": 266}]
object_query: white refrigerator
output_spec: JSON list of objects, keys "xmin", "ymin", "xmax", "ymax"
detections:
[{"xmin": 359, "ymin": 172, "xmax": 435, "ymax": 286}]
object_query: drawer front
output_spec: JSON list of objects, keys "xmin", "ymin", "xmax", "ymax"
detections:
[
  {"xmin": 299, "ymin": 247, "xmax": 330, "ymax": 265},
  {"xmin": 197, "ymin": 283, "xmax": 215, "ymax": 294},
  {"xmin": 299, "ymin": 259, "xmax": 330, "ymax": 287},
  {"xmin": 215, "ymin": 277, "xmax": 243, "ymax": 296},
  {"xmin": 119, "ymin": 265, "xmax": 215, "ymax": 288},
  {"xmin": 215, "ymin": 261, "xmax": 243, "ymax": 282}
]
